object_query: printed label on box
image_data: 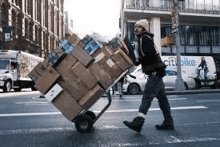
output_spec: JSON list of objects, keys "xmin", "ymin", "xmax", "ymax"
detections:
[
  {"xmin": 94, "ymin": 52, "xmax": 105, "ymax": 62},
  {"xmin": 84, "ymin": 39, "xmax": 100, "ymax": 55},
  {"xmin": 45, "ymin": 84, "xmax": 63, "ymax": 102},
  {"xmin": 47, "ymin": 51, "xmax": 59, "ymax": 64},
  {"xmin": 59, "ymin": 40, "xmax": 75, "ymax": 54},
  {"xmin": 106, "ymin": 59, "xmax": 115, "ymax": 67}
]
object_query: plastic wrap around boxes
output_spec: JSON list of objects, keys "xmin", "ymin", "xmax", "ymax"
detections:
[{"xmin": 28, "ymin": 33, "xmax": 134, "ymax": 121}]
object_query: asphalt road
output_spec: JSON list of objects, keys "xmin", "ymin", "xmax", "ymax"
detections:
[{"xmin": 0, "ymin": 89, "xmax": 220, "ymax": 147}]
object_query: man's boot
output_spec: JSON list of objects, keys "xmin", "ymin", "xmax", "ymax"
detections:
[
  {"xmin": 123, "ymin": 117, "xmax": 145, "ymax": 132},
  {"xmin": 155, "ymin": 121, "xmax": 174, "ymax": 130}
]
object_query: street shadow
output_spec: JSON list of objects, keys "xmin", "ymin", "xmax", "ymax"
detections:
[{"xmin": 66, "ymin": 127, "xmax": 97, "ymax": 145}]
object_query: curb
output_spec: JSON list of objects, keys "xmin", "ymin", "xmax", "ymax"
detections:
[{"xmin": 165, "ymin": 89, "xmax": 220, "ymax": 95}]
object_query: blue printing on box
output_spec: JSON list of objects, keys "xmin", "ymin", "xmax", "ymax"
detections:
[
  {"xmin": 81, "ymin": 37, "xmax": 93, "ymax": 46},
  {"xmin": 48, "ymin": 51, "xmax": 59, "ymax": 64},
  {"xmin": 59, "ymin": 40, "xmax": 75, "ymax": 54},
  {"xmin": 84, "ymin": 39, "xmax": 100, "ymax": 55}
]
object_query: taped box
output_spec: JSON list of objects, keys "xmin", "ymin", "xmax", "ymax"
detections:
[
  {"xmin": 55, "ymin": 54, "xmax": 77, "ymax": 79},
  {"xmin": 87, "ymin": 62, "xmax": 112, "ymax": 89},
  {"xmin": 66, "ymin": 33, "xmax": 81, "ymax": 46},
  {"xmin": 78, "ymin": 34, "xmax": 101, "ymax": 55},
  {"xmin": 34, "ymin": 66, "xmax": 61, "ymax": 94},
  {"xmin": 28, "ymin": 58, "xmax": 53, "ymax": 81},
  {"xmin": 111, "ymin": 51, "xmax": 131, "ymax": 72},
  {"xmin": 161, "ymin": 35, "xmax": 175, "ymax": 47},
  {"xmin": 52, "ymin": 90, "xmax": 83, "ymax": 121},
  {"xmin": 71, "ymin": 62, "xmax": 97, "ymax": 89},
  {"xmin": 70, "ymin": 44, "xmax": 94, "ymax": 67},
  {"xmin": 78, "ymin": 84, "xmax": 105, "ymax": 109},
  {"xmin": 57, "ymin": 76, "xmax": 89, "ymax": 102},
  {"xmin": 93, "ymin": 51, "xmax": 122, "ymax": 80}
]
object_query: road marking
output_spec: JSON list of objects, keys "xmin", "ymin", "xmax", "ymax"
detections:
[
  {"xmin": 15, "ymin": 102, "xmax": 49, "ymax": 105},
  {"xmin": 97, "ymin": 98, "xmax": 188, "ymax": 102},
  {"xmin": 0, "ymin": 106, "xmax": 207, "ymax": 117},
  {"xmin": 94, "ymin": 106, "xmax": 207, "ymax": 113},
  {"xmin": 197, "ymin": 100, "xmax": 220, "ymax": 102},
  {"xmin": 0, "ymin": 112, "xmax": 61, "ymax": 117},
  {"xmin": 0, "ymin": 127, "xmax": 74, "ymax": 135},
  {"xmin": 162, "ymin": 136, "xmax": 220, "ymax": 144},
  {"xmin": 13, "ymin": 98, "xmax": 188, "ymax": 106},
  {"xmin": 0, "ymin": 91, "xmax": 40, "ymax": 98},
  {"xmin": 0, "ymin": 121, "xmax": 219, "ymax": 136}
]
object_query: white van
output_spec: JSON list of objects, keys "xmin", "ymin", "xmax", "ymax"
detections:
[
  {"xmin": 163, "ymin": 56, "xmax": 217, "ymax": 88},
  {"xmin": 122, "ymin": 56, "xmax": 216, "ymax": 94}
]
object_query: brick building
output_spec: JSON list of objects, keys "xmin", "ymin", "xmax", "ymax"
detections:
[{"xmin": 0, "ymin": 0, "xmax": 65, "ymax": 58}]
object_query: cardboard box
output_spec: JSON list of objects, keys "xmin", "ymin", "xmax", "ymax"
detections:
[
  {"xmin": 71, "ymin": 62, "xmax": 97, "ymax": 89},
  {"xmin": 34, "ymin": 67, "xmax": 61, "ymax": 94},
  {"xmin": 101, "ymin": 58, "xmax": 122, "ymax": 80},
  {"xmin": 66, "ymin": 33, "xmax": 80, "ymax": 45},
  {"xmin": 70, "ymin": 45, "xmax": 94, "ymax": 67},
  {"xmin": 119, "ymin": 37, "xmax": 129, "ymax": 54},
  {"xmin": 52, "ymin": 90, "xmax": 83, "ymax": 121},
  {"xmin": 101, "ymin": 46, "xmax": 114, "ymax": 58},
  {"xmin": 28, "ymin": 59, "xmax": 53, "ymax": 81},
  {"xmin": 78, "ymin": 35, "xmax": 92, "ymax": 48},
  {"xmin": 117, "ymin": 49, "xmax": 134, "ymax": 66},
  {"xmin": 161, "ymin": 35, "xmax": 175, "ymax": 47},
  {"xmin": 91, "ymin": 48, "xmax": 101, "ymax": 58},
  {"xmin": 56, "ymin": 54, "xmax": 77, "ymax": 79},
  {"xmin": 91, "ymin": 46, "xmax": 114, "ymax": 58},
  {"xmin": 111, "ymin": 51, "xmax": 131, "ymax": 72},
  {"xmin": 83, "ymin": 38, "xmax": 101, "ymax": 55},
  {"xmin": 78, "ymin": 84, "xmax": 104, "ymax": 109},
  {"xmin": 28, "ymin": 62, "xmax": 47, "ymax": 80},
  {"xmin": 94, "ymin": 52, "xmax": 122, "ymax": 80},
  {"xmin": 53, "ymin": 47, "xmax": 64, "ymax": 58},
  {"xmin": 57, "ymin": 76, "xmax": 89, "ymax": 101},
  {"xmin": 88, "ymin": 62, "xmax": 112, "ymax": 89}
]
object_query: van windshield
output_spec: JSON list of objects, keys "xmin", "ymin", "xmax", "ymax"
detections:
[{"xmin": 0, "ymin": 59, "xmax": 10, "ymax": 69}]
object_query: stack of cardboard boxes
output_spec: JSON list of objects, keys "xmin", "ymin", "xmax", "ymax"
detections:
[{"xmin": 28, "ymin": 33, "xmax": 134, "ymax": 121}]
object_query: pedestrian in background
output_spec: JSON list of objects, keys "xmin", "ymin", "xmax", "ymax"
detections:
[
  {"xmin": 123, "ymin": 19, "xmax": 174, "ymax": 132},
  {"xmin": 198, "ymin": 57, "xmax": 209, "ymax": 80},
  {"xmin": 117, "ymin": 76, "xmax": 125, "ymax": 98}
]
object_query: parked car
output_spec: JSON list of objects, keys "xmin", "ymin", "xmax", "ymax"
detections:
[{"xmin": 122, "ymin": 68, "xmax": 196, "ymax": 95}]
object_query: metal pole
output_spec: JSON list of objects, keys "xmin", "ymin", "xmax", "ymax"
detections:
[{"xmin": 171, "ymin": 0, "xmax": 185, "ymax": 91}]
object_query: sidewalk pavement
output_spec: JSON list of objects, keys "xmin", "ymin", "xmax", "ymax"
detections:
[{"xmin": 165, "ymin": 89, "xmax": 220, "ymax": 95}]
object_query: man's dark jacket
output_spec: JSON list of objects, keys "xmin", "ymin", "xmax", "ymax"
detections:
[{"xmin": 135, "ymin": 32, "xmax": 165, "ymax": 76}]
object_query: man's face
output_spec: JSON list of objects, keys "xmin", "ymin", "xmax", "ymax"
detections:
[{"xmin": 134, "ymin": 24, "xmax": 145, "ymax": 36}]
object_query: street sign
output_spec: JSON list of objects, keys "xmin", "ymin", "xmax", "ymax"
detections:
[
  {"xmin": 3, "ymin": 26, "xmax": 14, "ymax": 42},
  {"xmin": 171, "ymin": 0, "xmax": 179, "ymax": 34}
]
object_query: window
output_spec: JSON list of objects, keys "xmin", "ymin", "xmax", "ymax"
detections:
[
  {"xmin": 2, "ymin": 3, "xmax": 8, "ymax": 26},
  {"xmin": 166, "ymin": 70, "xmax": 177, "ymax": 76}
]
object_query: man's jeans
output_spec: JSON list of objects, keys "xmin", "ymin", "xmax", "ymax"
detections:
[{"xmin": 138, "ymin": 75, "xmax": 173, "ymax": 123}]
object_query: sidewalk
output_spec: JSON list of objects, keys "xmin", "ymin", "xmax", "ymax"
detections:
[{"xmin": 166, "ymin": 88, "xmax": 220, "ymax": 95}]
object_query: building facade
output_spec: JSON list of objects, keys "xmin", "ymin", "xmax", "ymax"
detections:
[
  {"xmin": 120, "ymin": 0, "xmax": 220, "ymax": 69},
  {"xmin": 0, "ymin": 0, "xmax": 65, "ymax": 58}
]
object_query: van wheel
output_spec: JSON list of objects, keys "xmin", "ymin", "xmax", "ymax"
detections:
[
  {"xmin": 128, "ymin": 83, "xmax": 140, "ymax": 95},
  {"xmin": 3, "ymin": 80, "xmax": 11, "ymax": 92}
]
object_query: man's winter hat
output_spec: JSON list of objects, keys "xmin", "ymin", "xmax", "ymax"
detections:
[{"xmin": 135, "ymin": 19, "xmax": 149, "ymax": 31}]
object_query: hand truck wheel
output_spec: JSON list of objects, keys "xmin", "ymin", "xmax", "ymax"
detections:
[
  {"xmin": 75, "ymin": 115, "xmax": 93, "ymax": 133},
  {"xmin": 85, "ymin": 111, "xmax": 96, "ymax": 120}
]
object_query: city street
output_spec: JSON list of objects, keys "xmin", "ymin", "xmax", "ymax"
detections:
[{"xmin": 0, "ymin": 89, "xmax": 220, "ymax": 147}]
